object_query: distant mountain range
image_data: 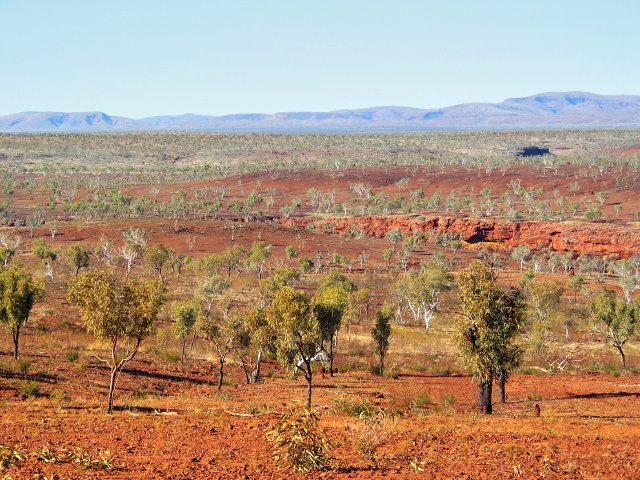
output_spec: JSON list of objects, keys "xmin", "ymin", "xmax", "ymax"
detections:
[{"xmin": 2, "ymin": 92, "xmax": 640, "ymax": 133}]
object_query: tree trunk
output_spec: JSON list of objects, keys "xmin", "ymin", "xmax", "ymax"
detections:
[
  {"xmin": 379, "ymin": 355, "xmax": 385, "ymax": 376},
  {"xmin": 616, "ymin": 345, "xmax": 626, "ymax": 368},
  {"xmin": 329, "ymin": 337, "xmax": 335, "ymax": 377},
  {"xmin": 107, "ymin": 367, "xmax": 118, "ymax": 414},
  {"xmin": 252, "ymin": 350, "xmax": 263, "ymax": 383},
  {"xmin": 240, "ymin": 357, "xmax": 251, "ymax": 384},
  {"xmin": 483, "ymin": 378, "xmax": 493, "ymax": 414},
  {"xmin": 12, "ymin": 326, "xmax": 20, "ymax": 360},
  {"xmin": 478, "ymin": 379, "xmax": 493, "ymax": 414},
  {"xmin": 499, "ymin": 372, "xmax": 506, "ymax": 403},
  {"xmin": 306, "ymin": 373, "xmax": 313, "ymax": 409},
  {"xmin": 217, "ymin": 358, "xmax": 225, "ymax": 391},
  {"xmin": 181, "ymin": 339, "xmax": 187, "ymax": 364}
]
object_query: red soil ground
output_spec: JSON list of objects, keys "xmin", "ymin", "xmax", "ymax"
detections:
[{"xmin": 1, "ymin": 352, "xmax": 639, "ymax": 479}]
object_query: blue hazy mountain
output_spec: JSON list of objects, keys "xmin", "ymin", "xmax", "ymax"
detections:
[{"xmin": 2, "ymin": 92, "xmax": 640, "ymax": 133}]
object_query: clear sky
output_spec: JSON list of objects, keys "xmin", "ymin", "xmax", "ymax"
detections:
[{"xmin": 1, "ymin": 0, "xmax": 638, "ymax": 117}]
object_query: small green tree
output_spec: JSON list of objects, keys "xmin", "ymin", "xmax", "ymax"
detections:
[
  {"xmin": 247, "ymin": 240, "xmax": 272, "ymax": 280},
  {"xmin": 0, "ymin": 266, "xmax": 43, "ymax": 359},
  {"xmin": 454, "ymin": 261, "xmax": 526, "ymax": 413},
  {"xmin": 171, "ymin": 300, "xmax": 199, "ymax": 363},
  {"xmin": 241, "ymin": 304, "xmax": 272, "ymax": 383},
  {"xmin": 32, "ymin": 239, "xmax": 56, "ymax": 280},
  {"xmin": 231, "ymin": 306, "xmax": 262, "ymax": 383},
  {"xmin": 299, "ymin": 258, "xmax": 312, "ymax": 274},
  {"xmin": 266, "ymin": 287, "xmax": 320, "ymax": 408},
  {"xmin": 64, "ymin": 244, "xmax": 91, "ymax": 277},
  {"xmin": 386, "ymin": 229, "xmax": 405, "ymax": 251},
  {"xmin": 198, "ymin": 245, "xmax": 247, "ymax": 279},
  {"xmin": 198, "ymin": 310, "xmax": 245, "ymax": 390},
  {"xmin": 510, "ymin": 245, "xmax": 531, "ymax": 270},
  {"xmin": 144, "ymin": 243, "xmax": 172, "ymax": 284},
  {"xmin": 312, "ymin": 284, "xmax": 348, "ymax": 377},
  {"xmin": 371, "ymin": 308, "xmax": 392, "ymax": 375},
  {"xmin": 383, "ymin": 248, "xmax": 393, "ymax": 268},
  {"xmin": 197, "ymin": 275, "xmax": 231, "ymax": 312},
  {"xmin": 391, "ymin": 261, "xmax": 452, "ymax": 330},
  {"xmin": 67, "ymin": 270, "xmax": 164, "ymax": 413},
  {"xmin": 0, "ymin": 246, "xmax": 15, "ymax": 269},
  {"xmin": 285, "ymin": 245, "xmax": 298, "ymax": 264},
  {"xmin": 619, "ymin": 276, "xmax": 638, "ymax": 304},
  {"xmin": 589, "ymin": 289, "xmax": 639, "ymax": 367},
  {"xmin": 568, "ymin": 275, "xmax": 585, "ymax": 302},
  {"xmin": 526, "ymin": 280, "xmax": 563, "ymax": 354}
]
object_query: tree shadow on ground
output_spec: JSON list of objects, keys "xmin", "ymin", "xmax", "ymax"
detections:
[{"xmin": 0, "ymin": 368, "xmax": 58, "ymax": 383}]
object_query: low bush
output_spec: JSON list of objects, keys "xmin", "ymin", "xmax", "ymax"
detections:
[
  {"xmin": 267, "ymin": 403, "xmax": 331, "ymax": 473},
  {"xmin": 20, "ymin": 381, "xmax": 40, "ymax": 398},
  {"xmin": 332, "ymin": 393, "xmax": 375, "ymax": 418},
  {"xmin": 65, "ymin": 349, "xmax": 80, "ymax": 362}
]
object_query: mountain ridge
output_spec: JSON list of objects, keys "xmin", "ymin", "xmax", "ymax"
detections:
[{"xmin": 2, "ymin": 92, "xmax": 640, "ymax": 133}]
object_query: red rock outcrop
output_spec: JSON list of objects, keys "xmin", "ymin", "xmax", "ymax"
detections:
[{"xmin": 284, "ymin": 215, "xmax": 640, "ymax": 257}]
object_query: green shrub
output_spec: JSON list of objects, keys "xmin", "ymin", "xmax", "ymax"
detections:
[
  {"xmin": 162, "ymin": 350, "xmax": 181, "ymax": 363},
  {"xmin": 385, "ymin": 368, "xmax": 400, "ymax": 380},
  {"xmin": 16, "ymin": 359, "xmax": 32, "ymax": 377},
  {"xmin": 351, "ymin": 413, "xmax": 395, "ymax": 461},
  {"xmin": 267, "ymin": 404, "xmax": 331, "ymax": 473},
  {"xmin": 65, "ymin": 349, "xmax": 80, "ymax": 362},
  {"xmin": 431, "ymin": 365, "xmax": 456, "ymax": 376},
  {"xmin": 412, "ymin": 394, "xmax": 433, "ymax": 410},
  {"xmin": 519, "ymin": 367, "xmax": 547, "ymax": 376},
  {"xmin": 603, "ymin": 364, "xmax": 622, "ymax": 377},
  {"xmin": 49, "ymin": 388, "xmax": 69, "ymax": 408},
  {"xmin": 133, "ymin": 389, "xmax": 154, "ymax": 400},
  {"xmin": 0, "ymin": 443, "xmax": 28, "ymax": 470},
  {"xmin": 20, "ymin": 381, "xmax": 40, "ymax": 398},
  {"xmin": 332, "ymin": 394, "xmax": 375, "ymax": 418},
  {"xmin": 443, "ymin": 394, "xmax": 456, "ymax": 406},
  {"xmin": 70, "ymin": 448, "xmax": 114, "ymax": 471}
]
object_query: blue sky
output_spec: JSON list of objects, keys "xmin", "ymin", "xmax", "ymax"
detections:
[{"xmin": 1, "ymin": 0, "xmax": 638, "ymax": 117}]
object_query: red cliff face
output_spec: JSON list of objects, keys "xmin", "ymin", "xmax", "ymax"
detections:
[{"xmin": 284, "ymin": 215, "xmax": 640, "ymax": 257}]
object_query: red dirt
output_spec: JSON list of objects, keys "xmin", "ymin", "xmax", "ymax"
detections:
[
  {"xmin": 618, "ymin": 144, "xmax": 640, "ymax": 157},
  {"xmin": 1, "ymin": 351, "xmax": 640, "ymax": 479}
]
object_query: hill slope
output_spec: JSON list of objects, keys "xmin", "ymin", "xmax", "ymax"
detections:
[{"xmin": 2, "ymin": 92, "xmax": 640, "ymax": 132}]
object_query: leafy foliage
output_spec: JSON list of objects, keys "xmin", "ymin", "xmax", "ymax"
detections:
[
  {"xmin": 267, "ymin": 403, "xmax": 331, "ymax": 473},
  {"xmin": 454, "ymin": 261, "xmax": 526, "ymax": 412},
  {"xmin": 371, "ymin": 308, "xmax": 393, "ymax": 375},
  {"xmin": 67, "ymin": 270, "xmax": 164, "ymax": 412},
  {"xmin": 64, "ymin": 244, "xmax": 91, "ymax": 276},
  {"xmin": 0, "ymin": 266, "xmax": 43, "ymax": 359},
  {"xmin": 266, "ymin": 286, "xmax": 320, "ymax": 407},
  {"xmin": 589, "ymin": 289, "xmax": 639, "ymax": 367}
]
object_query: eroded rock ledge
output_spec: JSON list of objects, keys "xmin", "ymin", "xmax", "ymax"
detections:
[{"xmin": 284, "ymin": 215, "xmax": 640, "ymax": 257}]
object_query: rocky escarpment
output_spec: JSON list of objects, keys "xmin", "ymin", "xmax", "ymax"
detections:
[{"xmin": 284, "ymin": 215, "xmax": 640, "ymax": 257}]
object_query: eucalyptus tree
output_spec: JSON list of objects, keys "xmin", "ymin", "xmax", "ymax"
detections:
[
  {"xmin": 0, "ymin": 266, "xmax": 43, "ymax": 359},
  {"xmin": 455, "ymin": 261, "xmax": 526, "ymax": 412},
  {"xmin": 371, "ymin": 308, "xmax": 392, "ymax": 376},
  {"xmin": 590, "ymin": 289, "xmax": 639, "ymax": 368},
  {"xmin": 266, "ymin": 286, "xmax": 321, "ymax": 408},
  {"xmin": 68, "ymin": 270, "xmax": 164, "ymax": 413}
]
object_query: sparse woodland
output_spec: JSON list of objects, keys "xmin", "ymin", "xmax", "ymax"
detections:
[{"xmin": 1, "ymin": 131, "xmax": 640, "ymax": 477}]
